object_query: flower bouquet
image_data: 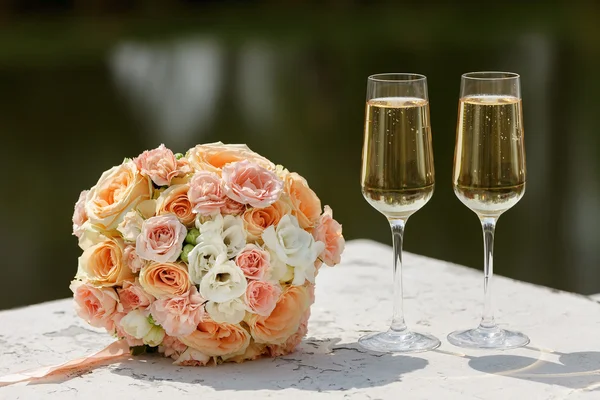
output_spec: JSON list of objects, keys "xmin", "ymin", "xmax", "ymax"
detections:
[{"xmin": 70, "ymin": 143, "xmax": 344, "ymax": 366}]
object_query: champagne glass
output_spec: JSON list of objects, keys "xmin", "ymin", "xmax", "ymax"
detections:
[
  {"xmin": 448, "ymin": 71, "xmax": 529, "ymax": 349},
  {"xmin": 359, "ymin": 73, "xmax": 440, "ymax": 353}
]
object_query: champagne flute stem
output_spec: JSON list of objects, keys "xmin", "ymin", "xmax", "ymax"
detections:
[
  {"xmin": 390, "ymin": 218, "xmax": 408, "ymax": 332},
  {"xmin": 480, "ymin": 217, "xmax": 498, "ymax": 329}
]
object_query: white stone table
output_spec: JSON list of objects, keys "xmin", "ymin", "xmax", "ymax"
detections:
[{"xmin": 1, "ymin": 240, "xmax": 599, "ymax": 399}]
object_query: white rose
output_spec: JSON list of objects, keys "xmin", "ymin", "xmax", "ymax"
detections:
[
  {"xmin": 199, "ymin": 254, "xmax": 247, "ymax": 302},
  {"xmin": 195, "ymin": 213, "xmax": 224, "ymax": 235},
  {"xmin": 222, "ymin": 215, "xmax": 246, "ymax": 258},
  {"xmin": 174, "ymin": 348, "xmax": 211, "ymax": 366},
  {"xmin": 206, "ymin": 298, "xmax": 246, "ymax": 324},
  {"xmin": 187, "ymin": 236, "xmax": 228, "ymax": 284},
  {"xmin": 262, "ymin": 214, "xmax": 325, "ymax": 285},
  {"xmin": 120, "ymin": 310, "xmax": 153, "ymax": 339},
  {"xmin": 117, "ymin": 210, "xmax": 144, "ymax": 242},
  {"xmin": 265, "ymin": 248, "xmax": 289, "ymax": 283},
  {"xmin": 77, "ymin": 221, "xmax": 107, "ymax": 250},
  {"xmin": 143, "ymin": 325, "xmax": 166, "ymax": 347}
]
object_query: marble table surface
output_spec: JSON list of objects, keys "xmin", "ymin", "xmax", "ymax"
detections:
[{"xmin": 1, "ymin": 239, "xmax": 599, "ymax": 399}]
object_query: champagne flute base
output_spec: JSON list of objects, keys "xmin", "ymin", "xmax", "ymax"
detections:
[
  {"xmin": 358, "ymin": 329, "xmax": 441, "ymax": 353},
  {"xmin": 447, "ymin": 326, "xmax": 529, "ymax": 350}
]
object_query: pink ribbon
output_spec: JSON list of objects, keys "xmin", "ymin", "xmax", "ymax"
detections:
[{"xmin": 0, "ymin": 340, "xmax": 130, "ymax": 387}]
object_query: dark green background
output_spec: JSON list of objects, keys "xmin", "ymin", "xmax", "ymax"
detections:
[{"xmin": 1, "ymin": 1, "xmax": 599, "ymax": 309}]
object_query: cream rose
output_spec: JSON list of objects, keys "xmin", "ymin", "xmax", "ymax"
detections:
[
  {"xmin": 199, "ymin": 255, "xmax": 247, "ymax": 303},
  {"xmin": 248, "ymin": 285, "xmax": 312, "ymax": 345},
  {"xmin": 285, "ymin": 172, "xmax": 322, "ymax": 229},
  {"xmin": 139, "ymin": 262, "xmax": 191, "ymax": 299},
  {"xmin": 76, "ymin": 237, "xmax": 135, "ymax": 287},
  {"xmin": 85, "ymin": 161, "xmax": 152, "ymax": 230},
  {"xmin": 187, "ymin": 142, "xmax": 275, "ymax": 175},
  {"xmin": 117, "ymin": 210, "xmax": 144, "ymax": 242},
  {"xmin": 262, "ymin": 214, "xmax": 325, "ymax": 285},
  {"xmin": 206, "ymin": 298, "xmax": 246, "ymax": 324},
  {"xmin": 181, "ymin": 320, "xmax": 251, "ymax": 357},
  {"xmin": 156, "ymin": 184, "xmax": 196, "ymax": 227}
]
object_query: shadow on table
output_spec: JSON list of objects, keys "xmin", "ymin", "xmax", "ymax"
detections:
[
  {"xmin": 109, "ymin": 338, "xmax": 428, "ymax": 391},
  {"xmin": 466, "ymin": 349, "xmax": 600, "ymax": 391}
]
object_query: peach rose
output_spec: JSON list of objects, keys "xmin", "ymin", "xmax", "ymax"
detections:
[
  {"xmin": 70, "ymin": 281, "xmax": 119, "ymax": 330},
  {"xmin": 118, "ymin": 280, "xmax": 155, "ymax": 312},
  {"xmin": 267, "ymin": 309, "xmax": 310, "ymax": 357},
  {"xmin": 225, "ymin": 340, "xmax": 267, "ymax": 363},
  {"xmin": 136, "ymin": 214, "xmax": 187, "ymax": 263},
  {"xmin": 245, "ymin": 281, "xmax": 282, "ymax": 317},
  {"xmin": 123, "ymin": 245, "xmax": 145, "ymax": 273},
  {"xmin": 174, "ymin": 348, "xmax": 211, "ymax": 366},
  {"xmin": 285, "ymin": 172, "xmax": 322, "ymax": 229},
  {"xmin": 312, "ymin": 205, "xmax": 345, "ymax": 267},
  {"xmin": 134, "ymin": 144, "xmax": 185, "ymax": 186},
  {"xmin": 76, "ymin": 237, "xmax": 135, "ymax": 287},
  {"xmin": 242, "ymin": 199, "xmax": 291, "ymax": 242},
  {"xmin": 85, "ymin": 161, "xmax": 152, "ymax": 230},
  {"xmin": 139, "ymin": 262, "xmax": 191, "ymax": 299},
  {"xmin": 159, "ymin": 335, "xmax": 188, "ymax": 360},
  {"xmin": 235, "ymin": 244, "xmax": 270, "ymax": 280},
  {"xmin": 181, "ymin": 319, "xmax": 250, "ymax": 357},
  {"xmin": 72, "ymin": 190, "xmax": 89, "ymax": 238},
  {"xmin": 188, "ymin": 172, "xmax": 227, "ymax": 216},
  {"xmin": 222, "ymin": 160, "xmax": 283, "ymax": 208},
  {"xmin": 187, "ymin": 142, "xmax": 275, "ymax": 175},
  {"xmin": 221, "ymin": 197, "xmax": 246, "ymax": 216},
  {"xmin": 156, "ymin": 184, "xmax": 195, "ymax": 227},
  {"xmin": 248, "ymin": 285, "xmax": 312, "ymax": 345},
  {"xmin": 150, "ymin": 286, "xmax": 205, "ymax": 336}
]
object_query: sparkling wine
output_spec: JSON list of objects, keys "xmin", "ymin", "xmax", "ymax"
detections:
[
  {"xmin": 453, "ymin": 95, "xmax": 526, "ymax": 217},
  {"xmin": 361, "ymin": 97, "xmax": 435, "ymax": 219}
]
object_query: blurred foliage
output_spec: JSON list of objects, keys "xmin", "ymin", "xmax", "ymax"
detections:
[{"xmin": 0, "ymin": 0, "xmax": 599, "ymax": 309}]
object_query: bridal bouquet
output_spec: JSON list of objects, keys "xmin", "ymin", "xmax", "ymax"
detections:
[{"xmin": 70, "ymin": 143, "xmax": 344, "ymax": 366}]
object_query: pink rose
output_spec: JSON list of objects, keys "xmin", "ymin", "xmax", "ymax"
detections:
[
  {"xmin": 117, "ymin": 280, "xmax": 155, "ymax": 312},
  {"xmin": 123, "ymin": 245, "xmax": 145, "ymax": 273},
  {"xmin": 134, "ymin": 144, "xmax": 184, "ymax": 186},
  {"xmin": 312, "ymin": 206, "xmax": 345, "ymax": 267},
  {"xmin": 159, "ymin": 335, "xmax": 188, "ymax": 360},
  {"xmin": 112, "ymin": 312, "xmax": 144, "ymax": 347},
  {"xmin": 72, "ymin": 190, "xmax": 89, "ymax": 238},
  {"xmin": 150, "ymin": 286, "xmax": 206, "ymax": 337},
  {"xmin": 245, "ymin": 281, "xmax": 282, "ymax": 317},
  {"xmin": 235, "ymin": 244, "xmax": 270, "ymax": 280},
  {"xmin": 70, "ymin": 281, "xmax": 119, "ymax": 330},
  {"xmin": 222, "ymin": 160, "xmax": 283, "ymax": 208},
  {"xmin": 136, "ymin": 214, "xmax": 187, "ymax": 263},
  {"xmin": 221, "ymin": 197, "xmax": 246, "ymax": 215},
  {"xmin": 188, "ymin": 172, "xmax": 227, "ymax": 215}
]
